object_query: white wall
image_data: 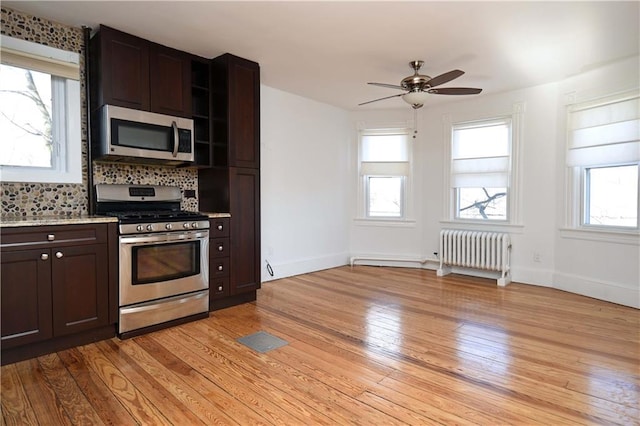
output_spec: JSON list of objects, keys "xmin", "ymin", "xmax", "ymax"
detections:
[
  {"xmin": 261, "ymin": 57, "xmax": 639, "ymax": 308},
  {"xmin": 260, "ymin": 85, "xmax": 351, "ymax": 281}
]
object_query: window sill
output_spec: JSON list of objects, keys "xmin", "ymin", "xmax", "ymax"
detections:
[
  {"xmin": 439, "ymin": 220, "xmax": 524, "ymax": 234},
  {"xmin": 559, "ymin": 227, "xmax": 639, "ymax": 246},
  {"xmin": 353, "ymin": 218, "xmax": 416, "ymax": 228}
]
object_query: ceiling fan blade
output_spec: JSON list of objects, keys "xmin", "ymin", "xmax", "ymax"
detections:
[
  {"xmin": 358, "ymin": 93, "xmax": 404, "ymax": 106},
  {"xmin": 368, "ymin": 82, "xmax": 405, "ymax": 90},
  {"xmin": 426, "ymin": 69, "xmax": 465, "ymax": 88},
  {"xmin": 428, "ymin": 87, "xmax": 483, "ymax": 95}
]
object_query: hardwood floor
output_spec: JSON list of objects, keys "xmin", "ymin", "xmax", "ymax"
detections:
[{"xmin": 2, "ymin": 266, "xmax": 639, "ymax": 425}]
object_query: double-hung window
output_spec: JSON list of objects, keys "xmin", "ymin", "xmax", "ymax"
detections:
[
  {"xmin": 567, "ymin": 90, "xmax": 639, "ymax": 230},
  {"xmin": 359, "ymin": 129, "xmax": 411, "ymax": 219},
  {"xmin": 0, "ymin": 35, "xmax": 81, "ymax": 184},
  {"xmin": 450, "ymin": 118, "xmax": 512, "ymax": 221}
]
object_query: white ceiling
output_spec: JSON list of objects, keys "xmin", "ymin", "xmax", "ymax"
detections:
[{"xmin": 5, "ymin": 1, "xmax": 639, "ymax": 111}]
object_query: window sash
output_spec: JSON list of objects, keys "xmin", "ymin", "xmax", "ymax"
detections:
[{"xmin": 366, "ymin": 176, "xmax": 404, "ymax": 218}]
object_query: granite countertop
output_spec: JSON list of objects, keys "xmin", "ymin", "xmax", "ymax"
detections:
[
  {"xmin": 203, "ymin": 212, "xmax": 231, "ymax": 218},
  {"xmin": 1, "ymin": 212, "xmax": 230, "ymax": 228},
  {"xmin": 0, "ymin": 215, "xmax": 119, "ymax": 228}
]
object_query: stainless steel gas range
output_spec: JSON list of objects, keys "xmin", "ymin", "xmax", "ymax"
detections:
[{"xmin": 95, "ymin": 184, "xmax": 209, "ymax": 336}]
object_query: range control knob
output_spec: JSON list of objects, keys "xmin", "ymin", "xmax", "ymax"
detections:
[
  {"xmin": 165, "ymin": 223, "xmax": 173, "ymax": 230},
  {"xmin": 183, "ymin": 222, "xmax": 190, "ymax": 229},
  {"xmin": 191, "ymin": 222, "xmax": 198, "ymax": 229},
  {"xmin": 146, "ymin": 224, "xmax": 153, "ymax": 231},
  {"xmin": 136, "ymin": 225, "xmax": 144, "ymax": 232}
]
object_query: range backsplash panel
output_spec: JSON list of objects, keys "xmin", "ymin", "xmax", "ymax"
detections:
[
  {"xmin": 93, "ymin": 163, "xmax": 198, "ymax": 211},
  {"xmin": 1, "ymin": 7, "xmax": 198, "ymax": 218}
]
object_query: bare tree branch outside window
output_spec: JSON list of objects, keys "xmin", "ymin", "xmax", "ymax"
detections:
[{"xmin": 0, "ymin": 66, "xmax": 53, "ymax": 167}]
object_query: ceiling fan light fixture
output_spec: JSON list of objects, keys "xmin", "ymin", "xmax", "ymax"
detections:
[{"xmin": 402, "ymin": 91, "xmax": 429, "ymax": 109}]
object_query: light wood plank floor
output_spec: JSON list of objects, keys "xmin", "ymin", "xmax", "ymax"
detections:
[{"xmin": 2, "ymin": 266, "xmax": 639, "ymax": 425}]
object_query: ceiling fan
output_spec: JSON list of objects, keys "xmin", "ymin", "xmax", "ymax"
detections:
[{"xmin": 359, "ymin": 60, "xmax": 483, "ymax": 109}]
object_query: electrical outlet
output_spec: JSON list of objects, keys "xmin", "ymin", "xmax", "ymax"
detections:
[
  {"xmin": 184, "ymin": 189, "xmax": 196, "ymax": 198},
  {"xmin": 533, "ymin": 252, "xmax": 541, "ymax": 263}
]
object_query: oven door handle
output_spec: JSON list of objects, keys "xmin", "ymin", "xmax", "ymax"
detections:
[
  {"xmin": 120, "ymin": 231, "xmax": 209, "ymax": 245},
  {"xmin": 121, "ymin": 291, "xmax": 208, "ymax": 314}
]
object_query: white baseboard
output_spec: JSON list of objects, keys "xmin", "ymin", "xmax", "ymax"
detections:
[
  {"xmin": 553, "ymin": 272, "xmax": 639, "ymax": 308},
  {"xmin": 261, "ymin": 252, "xmax": 350, "ymax": 282},
  {"xmin": 350, "ymin": 253, "xmax": 439, "ymax": 270},
  {"xmin": 512, "ymin": 267, "xmax": 554, "ymax": 287}
]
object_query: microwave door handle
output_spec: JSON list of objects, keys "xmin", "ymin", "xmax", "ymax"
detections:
[{"xmin": 171, "ymin": 121, "xmax": 179, "ymax": 157}]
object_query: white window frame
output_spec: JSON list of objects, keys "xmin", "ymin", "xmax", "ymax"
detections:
[
  {"xmin": 564, "ymin": 89, "xmax": 640, "ymax": 238},
  {"xmin": 0, "ymin": 35, "xmax": 82, "ymax": 184},
  {"xmin": 442, "ymin": 102, "xmax": 523, "ymax": 227},
  {"xmin": 356, "ymin": 123, "xmax": 414, "ymax": 223}
]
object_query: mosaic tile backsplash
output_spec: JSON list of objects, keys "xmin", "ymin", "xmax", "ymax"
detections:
[{"xmin": 1, "ymin": 7, "xmax": 198, "ymax": 217}]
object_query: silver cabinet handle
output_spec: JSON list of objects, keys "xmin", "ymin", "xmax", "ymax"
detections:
[
  {"xmin": 217, "ymin": 265, "xmax": 223, "ymax": 271},
  {"xmin": 218, "ymin": 245, "xmax": 224, "ymax": 251},
  {"xmin": 41, "ymin": 253, "xmax": 49, "ymax": 261},
  {"xmin": 55, "ymin": 251, "xmax": 63, "ymax": 259},
  {"xmin": 171, "ymin": 121, "xmax": 179, "ymax": 158},
  {"xmin": 217, "ymin": 285, "xmax": 223, "ymax": 291},
  {"xmin": 47, "ymin": 234, "xmax": 55, "ymax": 241},
  {"xmin": 217, "ymin": 225, "xmax": 223, "ymax": 231}
]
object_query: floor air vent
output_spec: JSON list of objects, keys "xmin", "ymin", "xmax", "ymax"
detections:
[{"xmin": 237, "ymin": 331, "xmax": 288, "ymax": 353}]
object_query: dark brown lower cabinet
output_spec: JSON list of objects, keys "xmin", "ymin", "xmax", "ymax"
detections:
[
  {"xmin": 200, "ymin": 167, "xmax": 261, "ymax": 310},
  {"xmin": 0, "ymin": 223, "xmax": 117, "ymax": 365},
  {"xmin": 229, "ymin": 167, "xmax": 261, "ymax": 295},
  {"xmin": 1, "ymin": 249, "xmax": 53, "ymax": 349},
  {"xmin": 51, "ymin": 244, "xmax": 109, "ymax": 336}
]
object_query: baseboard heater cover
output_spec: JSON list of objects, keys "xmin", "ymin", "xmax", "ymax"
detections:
[{"xmin": 437, "ymin": 229, "xmax": 512, "ymax": 286}]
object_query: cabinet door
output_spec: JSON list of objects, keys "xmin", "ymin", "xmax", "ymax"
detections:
[
  {"xmin": 1, "ymin": 249, "xmax": 53, "ymax": 348},
  {"xmin": 150, "ymin": 44, "xmax": 192, "ymax": 118},
  {"xmin": 228, "ymin": 57, "xmax": 260, "ymax": 169},
  {"xmin": 51, "ymin": 244, "xmax": 109, "ymax": 336},
  {"xmin": 229, "ymin": 167, "xmax": 261, "ymax": 294},
  {"xmin": 99, "ymin": 26, "xmax": 150, "ymax": 110}
]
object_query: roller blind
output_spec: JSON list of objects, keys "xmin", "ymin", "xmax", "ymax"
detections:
[
  {"xmin": 360, "ymin": 131, "xmax": 410, "ymax": 176},
  {"xmin": 451, "ymin": 119, "xmax": 511, "ymax": 188},
  {"xmin": 567, "ymin": 91, "xmax": 640, "ymax": 167},
  {"xmin": 1, "ymin": 35, "xmax": 79, "ymax": 80}
]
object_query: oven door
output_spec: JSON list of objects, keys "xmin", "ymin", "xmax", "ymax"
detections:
[{"xmin": 119, "ymin": 230, "xmax": 209, "ymax": 306}]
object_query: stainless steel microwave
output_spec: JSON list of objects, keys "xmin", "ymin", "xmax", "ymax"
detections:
[{"xmin": 96, "ymin": 105, "xmax": 194, "ymax": 165}]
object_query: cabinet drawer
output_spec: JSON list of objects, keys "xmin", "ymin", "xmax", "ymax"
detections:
[
  {"xmin": 210, "ymin": 277, "xmax": 230, "ymax": 300},
  {"xmin": 210, "ymin": 238, "xmax": 229, "ymax": 258},
  {"xmin": 209, "ymin": 218, "xmax": 230, "ymax": 238},
  {"xmin": 1, "ymin": 224, "xmax": 108, "ymax": 250},
  {"xmin": 210, "ymin": 257, "xmax": 229, "ymax": 278}
]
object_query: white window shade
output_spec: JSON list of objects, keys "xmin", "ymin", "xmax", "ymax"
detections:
[
  {"xmin": 361, "ymin": 133, "xmax": 409, "ymax": 161},
  {"xmin": 0, "ymin": 35, "xmax": 79, "ymax": 80},
  {"xmin": 451, "ymin": 120, "xmax": 511, "ymax": 188},
  {"xmin": 360, "ymin": 161, "xmax": 409, "ymax": 176},
  {"xmin": 567, "ymin": 92, "xmax": 640, "ymax": 167},
  {"xmin": 451, "ymin": 156, "xmax": 509, "ymax": 187}
]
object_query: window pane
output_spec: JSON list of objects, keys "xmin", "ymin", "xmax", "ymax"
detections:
[
  {"xmin": 368, "ymin": 176, "xmax": 402, "ymax": 217},
  {"xmin": 362, "ymin": 134, "xmax": 408, "ymax": 161},
  {"xmin": 0, "ymin": 64, "xmax": 53, "ymax": 167},
  {"xmin": 586, "ymin": 165, "xmax": 638, "ymax": 227},
  {"xmin": 456, "ymin": 187, "xmax": 507, "ymax": 220}
]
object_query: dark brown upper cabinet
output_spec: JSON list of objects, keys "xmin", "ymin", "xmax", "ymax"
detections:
[
  {"xmin": 211, "ymin": 54, "xmax": 260, "ymax": 169},
  {"xmin": 90, "ymin": 25, "xmax": 191, "ymax": 118}
]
